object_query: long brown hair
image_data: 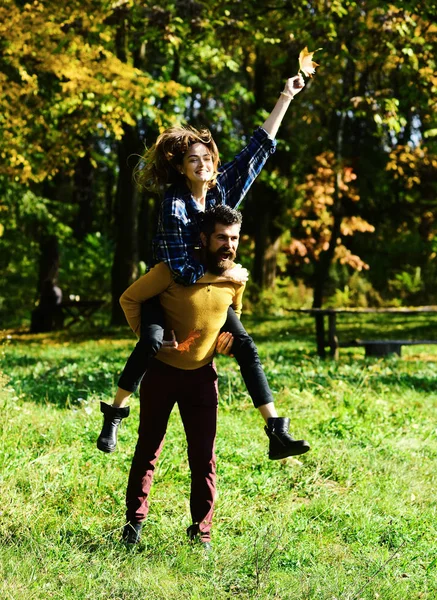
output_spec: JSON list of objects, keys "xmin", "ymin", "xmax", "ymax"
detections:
[{"xmin": 135, "ymin": 125, "xmax": 220, "ymax": 192}]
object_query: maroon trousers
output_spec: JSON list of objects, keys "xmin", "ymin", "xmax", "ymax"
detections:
[{"xmin": 125, "ymin": 359, "xmax": 218, "ymax": 542}]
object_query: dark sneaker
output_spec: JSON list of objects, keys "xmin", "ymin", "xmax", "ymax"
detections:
[
  {"xmin": 187, "ymin": 524, "xmax": 212, "ymax": 551},
  {"xmin": 122, "ymin": 522, "xmax": 142, "ymax": 545},
  {"xmin": 265, "ymin": 417, "xmax": 310, "ymax": 460}
]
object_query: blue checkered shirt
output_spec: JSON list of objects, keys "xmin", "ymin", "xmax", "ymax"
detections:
[{"xmin": 152, "ymin": 127, "xmax": 276, "ymax": 285}]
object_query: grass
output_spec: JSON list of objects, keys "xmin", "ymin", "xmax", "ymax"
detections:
[{"xmin": 1, "ymin": 313, "xmax": 437, "ymax": 599}]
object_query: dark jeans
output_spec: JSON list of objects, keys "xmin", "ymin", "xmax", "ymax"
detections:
[
  {"xmin": 125, "ymin": 360, "xmax": 218, "ymax": 541},
  {"xmin": 118, "ymin": 298, "xmax": 274, "ymax": 408}
]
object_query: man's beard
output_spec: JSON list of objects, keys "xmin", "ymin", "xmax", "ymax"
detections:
[{"xmin": 205, "ymin": 246, "xmax": 236, "ymax": 275}]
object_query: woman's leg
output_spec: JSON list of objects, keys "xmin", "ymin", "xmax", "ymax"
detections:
[
  {"xmin": 117, "ymin": 296, "xmax": 165, "ymax": 398},
  {"xmin": 222, "ymin": 307, "xmax": 310, "ymax": 459},
  {"xmin": 97, "ymin": 297, "xmax": 165, "ymax": 453}
]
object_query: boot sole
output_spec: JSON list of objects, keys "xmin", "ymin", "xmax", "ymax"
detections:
[
  {"xmin": 269, "ymin": 443, "xmax": 311, "ymax": 460},
  {"xmin": 97, "ymin": 440, "xmax": 116, "ymax": 453}
]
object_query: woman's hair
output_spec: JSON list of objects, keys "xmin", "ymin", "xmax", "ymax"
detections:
[{"xmin": 135, "ymin": 125, "xmax": 220, "ymax": 192}]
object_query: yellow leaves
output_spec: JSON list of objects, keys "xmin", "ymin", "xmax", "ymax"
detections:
[
  {"xmin": 341, "ymin": 217, "xmax": 375, "ymax": 236},
  {"xmin": 334, "ymin": 246, "xmax": 370, "ymax": 271},
  {"xmin": 298, "ymin": 47, "xmax": 320, "ymax": 78},
  {"xmin": 0, "ymin": 1, "xmax": 190, "ymax": 183},
  {"xmin": 387, "ymin": 144, "xmax": 437, "ymax": 189}
]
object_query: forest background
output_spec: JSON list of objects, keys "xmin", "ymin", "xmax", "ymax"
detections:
[{"xmin": 1, "ymin": 0, "xmax": 437, "ymax": 328}]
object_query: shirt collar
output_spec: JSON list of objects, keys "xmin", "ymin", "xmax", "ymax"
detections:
[{"xmin": 176, "ymin": 183, "xmax": 218, "ymax": 216}]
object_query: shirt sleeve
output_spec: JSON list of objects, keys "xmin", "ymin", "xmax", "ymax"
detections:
[
  {"xmin": 119, "ymin": 263, "xmax": 172, "ymax": 335},
  {"xmin": 216, "ymin": 127, "xmax": 277, "ymax": 209},
  {"xmin": 154, "ymin": 198, "xmax": 205, "ymax": 286},
  {"xmin": 231, "ymin": 283, "xmax": 245, "ymax": 319}
]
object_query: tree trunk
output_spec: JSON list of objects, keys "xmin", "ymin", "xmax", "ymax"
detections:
[
  {"xmin": 30, "ymin": 234, "xmax": 63, "ymax": 332},
  {"xmin": 111, "ymin": 124, "xmax": 140, "ymax": 325},
  {"xmin": 312, "ymin": 112, "xmax": 346, "ymax": 309},
  {"xmin": 253, "ymin": 217, "xmax": 281, "ymax": 289},
  {"xmin": 73, "ymin": 148, "xmax": 94, "ymax": 240},
  {"xmin": 250, "ymin": 179, "xmax": 282, "ymax": 290}
]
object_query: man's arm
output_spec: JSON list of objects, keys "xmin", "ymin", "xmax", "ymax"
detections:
[
  {"xmin": 231, "ymin": 282, "xmax": 245, "ymax": 319},
  {"xmin": 215, "ymin": 283, "xmax": 245, "ymax": 356},
  {"xmin": 119, "ymin": 263, "xmax": 172, "ymax": 335}
]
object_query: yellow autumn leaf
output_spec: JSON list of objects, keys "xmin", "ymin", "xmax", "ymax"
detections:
[{"xmin": 298, "ymin": 47, "xmax": 320, "ymax": 78}]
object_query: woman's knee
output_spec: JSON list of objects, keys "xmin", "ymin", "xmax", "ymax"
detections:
[
  {"xmin": 232, "ymin": 334, "xmax": 260, "ymax": 362},
  {"xmin": 136, "ymin": 330, "xmax": 163, "ymax": 357}
]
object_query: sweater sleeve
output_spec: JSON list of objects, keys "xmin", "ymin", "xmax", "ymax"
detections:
[
  {"xmin": 119, "ymin": 263, "xmax": 172, "ymax": 335},
  {"xmin": 231, "ymin": 283, "xmax": 245, "ymax": 319}
]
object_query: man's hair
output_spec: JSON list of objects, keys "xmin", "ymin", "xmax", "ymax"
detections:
[{"xmin": 201, "ymin": 204, "xmax": 243, "ymax": 238}]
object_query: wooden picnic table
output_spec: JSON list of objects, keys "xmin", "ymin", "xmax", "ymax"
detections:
[
  {"xmin": 60, "ymin": 299, "xmax": 105, "ymax": 328},
  {"xmin": 286, "ymin": 306, "xmax": 437, "ymax": 358}
]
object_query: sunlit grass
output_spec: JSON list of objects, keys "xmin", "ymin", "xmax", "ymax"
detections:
[{"xmin": 1, "ymin": 315, "xmax": 437, "ymax": 599}]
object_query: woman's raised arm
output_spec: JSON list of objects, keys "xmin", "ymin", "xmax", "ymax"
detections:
[{"xmin": 262, "ymin": 74, "xmax": 305, "ymax": 139}]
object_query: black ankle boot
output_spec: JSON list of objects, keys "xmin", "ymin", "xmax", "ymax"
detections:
[
  {"xmin": 97, "ymin": 402, "xmax": 130, "ymax": 453},
  {"xmin": 265, "ymin": 417, "xmax": 310, "ymax": 460},
  {"xmin": 122, "ymin": 521, "xmax": 142, "ymax": 545}
]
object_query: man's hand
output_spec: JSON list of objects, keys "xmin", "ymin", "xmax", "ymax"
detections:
[
  {"xmin": 215, "ymin": 332, "xmax": 234, "ymax": 356},
  {"xmin": 283, "ymin": 74, "xmax": 305, "ymax": 98},
  {"xmin": 222, "ymin": 263, "xmax": 249, "ymax": 284},
  {"xmin": 160, "ymin": 330, "xmax": 179, "ymax": 353}
]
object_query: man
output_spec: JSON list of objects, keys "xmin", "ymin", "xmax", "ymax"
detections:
[{"xmin": 120, "ymin": 205, "xmax": 309, "ymax": 549}]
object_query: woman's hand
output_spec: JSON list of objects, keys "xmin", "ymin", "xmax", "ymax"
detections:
[
  {"xmin": 160, "ymin": 330, "xmax": 179, "ymax": 353},
  {"xmin": 282, "ymin": 74, "xmax": 305, "ymax": 99},
  {"xmin": 215, "ymin": 332, "xmax": 234, "ymax": 356},
  {"xmin": 222, "ymin": 263, "xmax": 249, "ymax": 284}
]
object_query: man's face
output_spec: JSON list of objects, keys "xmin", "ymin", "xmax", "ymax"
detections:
[{"xmin": 201, "ymin": 222, "xmax": 240, "ymax": 274}]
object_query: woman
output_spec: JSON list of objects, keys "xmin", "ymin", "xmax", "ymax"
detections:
[{"xmin": 97, "ymin": 74, "xmax": 310, "ymax": 460}]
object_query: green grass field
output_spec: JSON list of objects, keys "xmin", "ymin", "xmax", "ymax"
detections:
[{"xmin": 1, "ymin": 314, "xmax": 437, "ymax": 599}]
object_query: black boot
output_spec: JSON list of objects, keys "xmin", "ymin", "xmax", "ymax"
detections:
[
  {"xmin": 265, "ymin": 417, "xmax": 310, "ymax": 460},
  {"xmin": 97, "ymin": 402, "xmax": 130, "ymax": 453},
  {"xmin": 122, "ymin": 522, "xmax": 142, "ymax": 545}
]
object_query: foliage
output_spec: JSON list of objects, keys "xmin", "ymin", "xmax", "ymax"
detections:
[
  {"xmin": 0, "ymin": 0, "xmax": 186, "ymax": 184},
  {"xmin": 285, "ymin": 152, "xmax": 374, "ymax": 272},
  {"xmin": 1, "ymin": 0, "xmax": 437, "ymax": 327}
]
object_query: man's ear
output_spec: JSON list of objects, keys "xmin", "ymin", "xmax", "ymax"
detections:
[{"xmin": 200, "ymin": 232, "xmax": 207, "ymax": 247}]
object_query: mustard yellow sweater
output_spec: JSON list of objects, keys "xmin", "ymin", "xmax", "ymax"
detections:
[{"xmin": 120, "ymin": 262, "xmax": 245, "ymax": 370}]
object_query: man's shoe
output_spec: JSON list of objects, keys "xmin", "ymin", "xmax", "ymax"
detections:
[
  {"xmin": 187, "ymin": 524, "xmax": 212, "ymax": 551},
  {"xmin": 122, "ymin": 522, "xmax": 142, "ymax": 545},
  {"xmin": 265, "ymin": 417, "xmax": 310, "ymax": 460},
  {"xmin": 97, "ymin": 402, "xmax": 130, "ymax": 453}
]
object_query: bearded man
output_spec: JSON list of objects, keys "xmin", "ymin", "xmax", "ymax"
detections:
[{"xmin": 119, "ymin": 205, "xmax": 309, "ymax": 549}]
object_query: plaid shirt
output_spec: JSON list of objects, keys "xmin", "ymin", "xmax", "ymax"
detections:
[{"xmin": 152, "ymin": 127, "xmax": 276, "ymax": 285}]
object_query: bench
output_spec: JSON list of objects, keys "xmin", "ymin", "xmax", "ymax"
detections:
[
  {"xmin": 340, "ymin": 339, "xmax": 437, "ymax": 357},
  {"xmin": 286, "ymin": 307, "xmax": 437, "ymax": 358},
  {"xmin": 60, "ymin": 299, "xmax": 105, "ymax": 328}
]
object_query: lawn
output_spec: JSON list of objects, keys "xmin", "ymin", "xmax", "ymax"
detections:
[{"xmin": 1, "ymin": 313, "xmax": 436, "ymax": 599}]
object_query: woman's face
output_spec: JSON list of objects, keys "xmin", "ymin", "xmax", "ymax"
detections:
[{"xmin": 180, "ymin": 143, "xmax": 214, "ymax": 185}]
